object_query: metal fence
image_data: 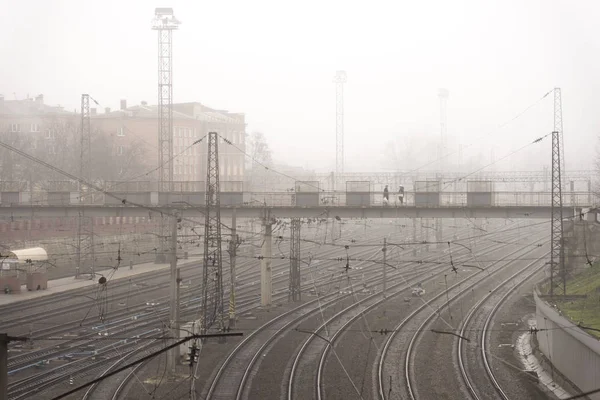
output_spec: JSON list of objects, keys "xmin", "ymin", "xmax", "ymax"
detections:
[{"xmin": 0, "ymin": 189, "xmax": 596, "ymax": 208}]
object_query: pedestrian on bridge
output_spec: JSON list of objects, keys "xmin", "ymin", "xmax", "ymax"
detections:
[
  {"xmin": 383, "ymin": 185, "xmax": 389, "ymax": 206},
  {"xmin": 398, "ymin": 185, "xmax": 404, "ymax": 205}
]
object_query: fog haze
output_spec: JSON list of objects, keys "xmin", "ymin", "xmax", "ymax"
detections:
[{"xmin": 1, "ymin": 0, "xmax": 598, "ymax": 172}]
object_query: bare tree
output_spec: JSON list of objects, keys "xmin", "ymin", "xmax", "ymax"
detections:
[
  {"xmin": 1, "ymin": 118, "xmax": 149, "ymax": 197},
  {"xmin": 246, "ymin": 131, "xmax": 273, "ymax": 191},
  {"xmin": 248, "ymin": 131, "xmax": 273, "ymax": 167},
  {"xmin": 90, "ymin": 132, "xmax": 149, "ymax": 185}
]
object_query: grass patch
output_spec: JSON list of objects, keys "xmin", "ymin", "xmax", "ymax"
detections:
[{"xmin": 554, "ymin": 262, "xmax": 600, "ymax": 339}]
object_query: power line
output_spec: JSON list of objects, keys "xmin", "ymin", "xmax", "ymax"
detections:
[{"xmin": 47, "ymin": 332, "xmax": 242, "ymax": 400}]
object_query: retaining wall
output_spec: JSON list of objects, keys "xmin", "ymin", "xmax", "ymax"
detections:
[{"xmin": 535, "ymin": 290, "xmax": 600, "ymax": 399}]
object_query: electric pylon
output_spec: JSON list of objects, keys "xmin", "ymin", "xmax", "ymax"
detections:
[
  {"xmin": 201, "ymin": 132, "xmax": 225, "ymax": 334},
  {"xmin": 334, "ymin": 70, "xmax": 347, "ymax": 188},
  {"xmin": 549, "ymin": 88, "xmax": 566, "ymax": 296},
  {"xmin": 554, "ymin": 88, "xmax": 565, "ymax": 184},
  {"xmin": 152, "ymin": 8, "xmax": 179, "ymax": 262},
  {"xmin": 549, "ymin": 129, "xmax": 565, "ymax": 296},
  {"xmin": 75, "ymin": 94, "xmax": 94, "ymax": 279},
  {"xmin": 289, "ymin": 218, "xmax": 301, "ymax": 302}
]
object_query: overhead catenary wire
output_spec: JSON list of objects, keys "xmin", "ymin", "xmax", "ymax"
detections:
[{"xmin": 47, "ymin": 333, "xmax": 243, "ymax": 400}]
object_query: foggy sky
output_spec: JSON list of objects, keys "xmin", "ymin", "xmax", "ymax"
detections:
[{"xmin": 1, "ymin": 0, "xmax": 599, "ymax": 173}]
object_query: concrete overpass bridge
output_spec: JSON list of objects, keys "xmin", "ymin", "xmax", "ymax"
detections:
[
  {"xmin": 0, "ymin": 178, "xmax": 594, "ymax": 308},
  {"xmin": 0, "ymin": 177, "xmax": 593, "ymax": 221}
]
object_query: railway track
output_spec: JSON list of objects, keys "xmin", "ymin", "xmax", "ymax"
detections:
[
  {"xmin": 204, "ymin": 222, "xmax": 501, "ymax": 400},
  {"xmin": 376, "ymin": 228, "xmax": 547, "ymax": 400},
  {"xmin": 91, "ymin": 226, "xmax": 395, "ymax": 400},
  {"xmin": 81, "ymin": 340, "xmax": 160, "ymax": 400},
  {"xmin": 200, "ymin": 234, "xmax": 407, "ymax": 400},
  {"xmin": 457, "ymin": 251, "xmax": 549, "ymax": 399},
  {"xmin": 7, "ymin": 223, "xmax": 383, "ymax": 399},
  {"xmin": 297, "ymin": 228, "xmax": 536, "ymax": 400},
  {"xmin": 5, "ymin": 235, "xmax": 340, "ymax": 372}
]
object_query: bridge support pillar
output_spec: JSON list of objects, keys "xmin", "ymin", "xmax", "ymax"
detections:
[
  {"xmin": 289, "ymin": 218, "xmax": 301, "ymax": 302},
  {"xmin": 436, "ymin": 218, "xmax": 443, "ymax": 249},
  {"xmin": 412, "ymin": 218, "xmax": 417, "ymax": 256},
  {"xmin": 261, "ymin": 218, "xmax": 272, "ymax": 307},
  {"xmin": 422, "ymin": 218, "xmax": 430, "ymax": 253}
]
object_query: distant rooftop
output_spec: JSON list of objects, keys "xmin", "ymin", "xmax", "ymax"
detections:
[
  {"xmin": 0, "ymin": 94, "xmax": 74, "ymax": 116},
  {"xmin": 93, "ymin": 101, "xmax": 245, "ymax": 124}
]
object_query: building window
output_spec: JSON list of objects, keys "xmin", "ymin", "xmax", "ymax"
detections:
[
  {"xmin": 30, "ymin": 124, "xmax": 40, "ymax": 132},
  {"xmin": 45, "ymin": 129, "xmax": 55, "ymax": 139},
  {"xmin": 47, "ymin": 145, "xmax": 56, "ymax": 155},
  {"xmin": 117, "ymin": 145, "xmax": 124, "ymax": 156},
  {"xmin": 10, "ymin": 124, "xmax": 20, "ymax": 132},
  {"xmin": 117, "ymin": 127, "xmax": 125, "ymax": 137}
]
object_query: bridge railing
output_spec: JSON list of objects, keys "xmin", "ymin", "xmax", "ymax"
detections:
[{"xmin": 0, "ymin": 190, "xmax": 595, "ymax": 207}]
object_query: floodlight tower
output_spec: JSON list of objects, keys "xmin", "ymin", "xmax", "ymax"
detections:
[
  {"xmin": 438, "ymin": 88, "xmax": 449, "ymax": 171},
  {"xmin": 334, "ymin": 71, "xmax": 347, "ymax": 187},
  {"xmin": 436, "ymin": 89, "xmax": 448, "ymax": 249},
  {"xmin": 152, "ymin": 8, "xmax": 180, "ymax": 261},
  {"xmin": 152, "ymin": 8, "xmax": 179, "ymax": 191}
]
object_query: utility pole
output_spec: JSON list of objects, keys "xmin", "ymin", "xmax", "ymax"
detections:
[
  {"xmin": 1, "ymin": 334, "xmax": 27, "ymax": 400},
  {"xmin": 201, "ymin": 132, "xmax": 225, "ymax": 335},
  {"xmin": 76, "ymin": 94, "xmax": 94, "ymax": 279},
  {"xmin": 289, "ymin": 218, "xmax": 301, "ymax": 302},
  {"xmin": 152, "ymin": 8, "xmax": 180, "ymax": 263},
  {"xmin": 261, "ymin": 216, "xmax": 273, "ymax": 307},
  {"xmin": 167, "ymin": 213, "xmax": 179, "ymax": 373},
  {"xmin": 228, "ymin": 209, "xmax": 237, "ymax": 328},
  {"xmin": 334, "ymin": 70, "xmax": 347, "ymax": 190},
  {"xmin": 382, "ymin": 238, "xmax": 387, "ymax": 298}
]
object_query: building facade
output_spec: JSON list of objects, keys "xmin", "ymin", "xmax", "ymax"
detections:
[
  {"xmin": 0, "ymin": 94, "xmax": 78, "ymax": 187},
  {"xmin": 0, "ymin": 95, "xmax": 246, "ymax": 188},
  {"xmin": 92, "ymin": 100, "xmax": 246, "ymax": 184}
]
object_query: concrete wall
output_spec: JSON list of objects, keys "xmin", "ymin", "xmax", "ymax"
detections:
[{"xmin": 535, "ymin": 290, "xmax": 600, "ymax": 399}]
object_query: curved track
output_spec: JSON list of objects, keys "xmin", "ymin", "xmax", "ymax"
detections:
[
  {"xmin": 377, "ymin": 228, "xmax": 547, "ymax": 400},
  {"xmin": 457, "ymin": 252, "xmax": 548, "ymax": 399}
]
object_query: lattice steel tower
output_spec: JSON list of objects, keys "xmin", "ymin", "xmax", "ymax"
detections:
[
  {"xmin": 152, "ymin": 8, "xmax": 179, "ymax": 191},
  {"xmin": 334, "ymin": 71, "xmax": 347, "ymax": 185},
  {"xmin": 76, "ymin": 94, "xmax": 94, "ymax": 279},
  {"xmin": 152, "ymin": 8, "xmax": 179, "ymax": 261},
  {"xmin": 289, "ymin": 218, "xmax": 301, "ymax": 302},
  {"xmin": 549, "ymin": 88, "xmax": 566, "ymax": 296},
  {"xmin": 201, "ymin": 132, "xmax": 225, "ymax": 334},
  {"xmin": 554, "ymin": 88, "xmax": 566, "ymax": 192}
]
